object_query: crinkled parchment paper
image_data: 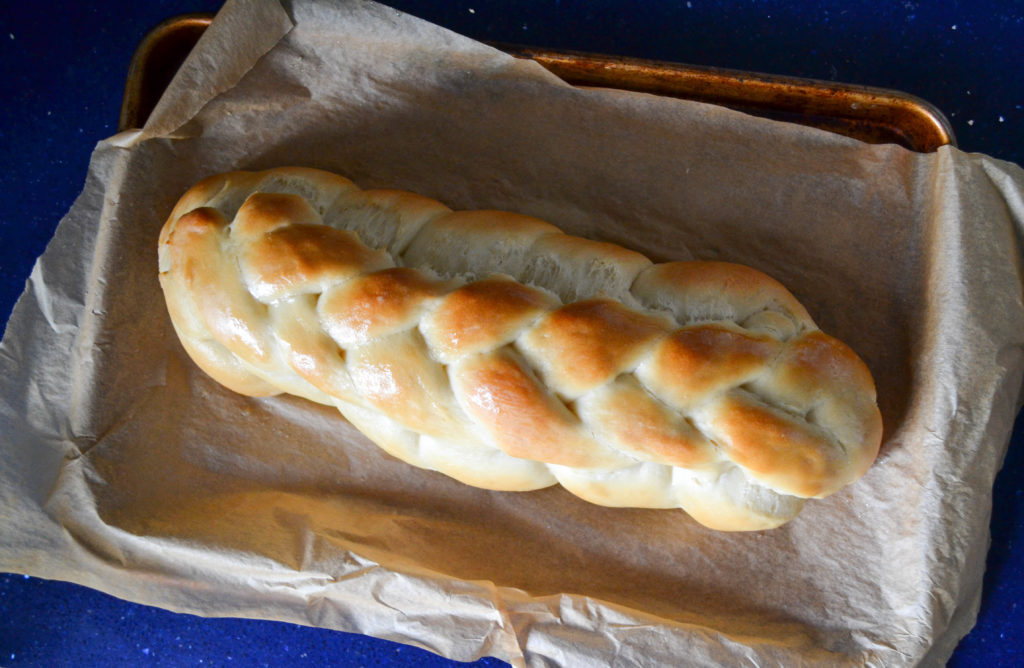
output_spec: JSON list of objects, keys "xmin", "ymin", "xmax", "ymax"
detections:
[{"xmin": 2, "ymin": 0, "xmax": 1023, "ymax": 665}]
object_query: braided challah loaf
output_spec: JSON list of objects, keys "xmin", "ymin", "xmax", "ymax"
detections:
[{"xmin": 158, "ymin": 167, "xmax": 882, "ymax": 531}]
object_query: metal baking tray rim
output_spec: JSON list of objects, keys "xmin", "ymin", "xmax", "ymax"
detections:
[{"xmin": 120, "ymin": 14, "xmax": 955, "ymax": 153}]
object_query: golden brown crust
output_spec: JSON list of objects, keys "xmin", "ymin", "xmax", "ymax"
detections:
[
  {"xmin": 766, "ymin": 331, "xmax": 884, "ymax": 488},
  {"xmin": 319, "ymin": 267, "xmax": 441, "ymax": 347},
  {"xmin": 158, "ymin": 167, "xmax": 883, "ymax": 530},
  {"xmin": 709, "ymin": 394, "xmax": 834, "ymax": 498},
  {"xmin": 521, "ymin": 299, "xmax": 669, "ymax": 398},
  {"xmin": 579, "ymin": 376, "xmax": 715, "ymax": 468},
  {"xmin": 639, "ymin": 324, "xmax": 781, "ymax": 409},
  {"xmin": 421, "ymin": 277, "xmax": 557, "ymax": 362},
  {"xmin": 452, "ymin": 349, "xmax": 626, "ymax": 468}
]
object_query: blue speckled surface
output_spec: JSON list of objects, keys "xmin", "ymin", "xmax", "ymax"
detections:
[{"xmin": 1, "ymin": 1, "xmax": 1022, "ymax": 665}]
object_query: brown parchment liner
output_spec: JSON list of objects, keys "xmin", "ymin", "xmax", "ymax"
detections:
[{"xmin": 2, "ymin": 1, "xmax": 1023, "ymax": 666}]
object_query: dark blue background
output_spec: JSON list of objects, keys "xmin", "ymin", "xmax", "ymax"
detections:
[{"xmin": 1, "ymin": 1, "xmax": 1021, "ymax": 665}]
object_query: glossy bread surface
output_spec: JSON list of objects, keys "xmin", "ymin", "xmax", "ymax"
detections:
[{"xmin": 159, "ymin": 167, "xmax": 883, "ymax": 531}]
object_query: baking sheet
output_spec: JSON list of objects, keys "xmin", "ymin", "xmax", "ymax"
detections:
[
  {"xmin": 2, "ymin": 0, "xmax": 1023, "ymax": 665},
  {"xmin": 120, "ymin": 13, "xmax": 956, "ymax": 152}
]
